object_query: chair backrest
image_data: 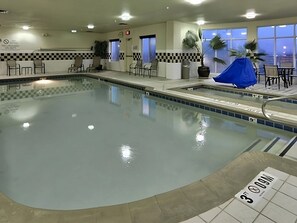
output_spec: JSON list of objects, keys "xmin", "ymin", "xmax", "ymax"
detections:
[
  {"xmin": 280, "ymin": 62, "xmax": 293, "ymax": 68},
  {"xmin": 7, "ymin": 60, "xmax": 17, "ymax": 67},
  {"xmin": 135, "ymin": 60, "xmax": 142, "ymax": 68},
  {"xmin": 92, "ymin": 56, "xmax": 101, "ymax": 67},
  {"xmin": 74, "ymin": 56, "xmax": 83, "ymax": 67},
  {"xmin": 150, "ymin": 59, "xmax": 158, "ymax": 70},
  {"xmin": 264, "ymin": 65, "xmax": 278, "ymax": 77},
  {"xmin": 34, "ymin": 59, "xmax": 43, "ymax": 66}
]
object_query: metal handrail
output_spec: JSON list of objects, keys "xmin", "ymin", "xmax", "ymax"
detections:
[{"xmin": 261, "ymin": 94, "xmax": 297, "ymax": 124}]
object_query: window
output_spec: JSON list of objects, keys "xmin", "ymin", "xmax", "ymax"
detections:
[
  {"xmin": 140, "ymin": 35, "xmax": 156, "ymax": 63},
  {"xmin": 109, "ymin": 39, "xmax": 120, "ymax": 61},
  {"xmin": 257, "ymin": 24, "xmax": 296, "ymax": 68},
  {"xmin": 203, "ymin": 28, "xmax": 247, "ymax": 73}
]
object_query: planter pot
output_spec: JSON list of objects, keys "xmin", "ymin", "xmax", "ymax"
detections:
[{"xmin": 198, "ymin": 66, "xmax": 210, "ymax": 79}]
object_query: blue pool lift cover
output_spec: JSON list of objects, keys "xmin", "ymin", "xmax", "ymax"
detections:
[{"xmin": 213, "ymin": 58, "xmax": 257, "ymax": 88}]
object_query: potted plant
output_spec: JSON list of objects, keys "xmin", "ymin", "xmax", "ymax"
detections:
[
  {"xmin": 229, "ymin": 39, "xmax": 266, "ymax": 66},
  {"xmin": 182, "ymin": 28, "xmax": 227, "ymax": 78}
]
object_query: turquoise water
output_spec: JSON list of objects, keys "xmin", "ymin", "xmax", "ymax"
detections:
[{"xmin": 0, "ymin": 77, "xmax": 293, "ymax": 210}]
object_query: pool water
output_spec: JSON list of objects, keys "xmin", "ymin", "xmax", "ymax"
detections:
[{"xmin": 0, "ymin": 77, "xmax": 294, "ymax": 210}]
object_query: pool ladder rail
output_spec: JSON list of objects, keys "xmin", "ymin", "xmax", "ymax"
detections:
[
  {"xmin": 261, "ymin": 93, "xmax": 297, "ymax": 127},
  {"xmin": 242, "ymin": 136, "xmax": 297, "ymax": 161}
]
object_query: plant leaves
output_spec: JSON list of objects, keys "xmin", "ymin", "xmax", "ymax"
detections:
[{"xmin": 213, "ymin": 57, "xmax": 226, "ymax": 65}]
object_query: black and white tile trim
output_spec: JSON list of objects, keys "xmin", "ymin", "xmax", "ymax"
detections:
[
  {"xmin": 133, "ymin": 52, "xmax": 201, "ymax": 63},
  {"xmin": 0, "ymin": 52, "xmax": 94, "ymax": 61}
]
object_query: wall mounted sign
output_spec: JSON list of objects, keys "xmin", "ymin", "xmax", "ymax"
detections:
[{"xmin": 1, "ymin": 38, "xmax": 20, "ymax": 51}]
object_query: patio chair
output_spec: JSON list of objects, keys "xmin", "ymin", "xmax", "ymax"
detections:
[
  {"xmin": 86, "ymin": 56, "xmax": 102, "ymax": 72},
  {"xmin": 7, "ymin": 60, "xmax": 21, "ymax": 76},
  {"xmin": 264, "ymin": 65, "xmax": 280, "ymax": 89},
  {"xmin": 129, "ymin": 60, "xmax": 142, "ymax": 76},
  {"xmin": 142, "ymin": 59, "xmax": 158, "ymax": 78},
  {"xmin": 68, "ymin": 56, "xmax": 84, "ymax": 73},
  {"xmin": 33, "ymin": 59, "xmax": 45, "ymax": 74}
]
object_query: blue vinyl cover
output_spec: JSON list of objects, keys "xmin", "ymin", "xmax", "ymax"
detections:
[{"xmin": 213, "ymin": 58, "xmax": 257, "ymax": 88}]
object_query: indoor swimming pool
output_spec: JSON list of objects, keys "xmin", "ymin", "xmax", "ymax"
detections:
[{"xmin": 0, "ymin": 76, "xmax": 294, "ymax": 210}]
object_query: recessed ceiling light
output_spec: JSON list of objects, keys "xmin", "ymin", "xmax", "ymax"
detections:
[
  {"xmin": 22, "ymin": 25, "xmax": 30, "ymax": 30},
  {"xmin": 244, "ymin": 10, "xmax": 257, "ymax": 19},
  {"xmin": 120, "ymin": 12, "xmax": 132, "ymax": 21},
  {"xmin": 0, "ymin": 9, "xmax": 8, "ymax": 14},
  {"xmin": 196, "ymin": 20, "xmax": 205, "ymax": 25},
  {"xmin": 166, "ymin": 6, "xmax": 170, "ymax": 10},
  {"xmin": 185, "ymin": 0, "xmax": 203, "ymax": 5},
  {"xmin": 87, "ymin": 24, "xmax": 94, "ymax": 29},
  {"xmin": 71, "ymin": 29, "xmax": 77, "ymax": 33}
]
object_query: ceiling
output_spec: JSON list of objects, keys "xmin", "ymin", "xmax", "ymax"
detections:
[{"xmin": 0, "ymin": 0, "xmax": 297, "ymax": 33}]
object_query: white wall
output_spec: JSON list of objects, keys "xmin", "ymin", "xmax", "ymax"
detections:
[{"xmin": 0, "ymin": 28, "xmax": 103, "ymax": 75}]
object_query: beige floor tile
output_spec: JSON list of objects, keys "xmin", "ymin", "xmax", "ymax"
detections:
[
  {"xmin": 279, "ymin": 182, "xmax": 297, "ymax": 200},
  {"xmin": 272, "ymin": 179, "xmax": 285, "ymax": 190},
  {"xmin": 210, "ymin": 211, "xmax": 239, "ymax": 223},
  {"xmin": 262, "ymin": 202, "xmax": 297, "ymax": 223},
  {"xmin": 199, "ymin": 207, "xmax": 221, "ymax": 222},
  {"xmin": 286, "ymin": 175, "xmax": 297, "ymax": 187},
  {"xmin": 180, "ymin": 216, "xmax": 205, "ymax": 223},
  {"xmin": 224, "ymin": 199, "xmax": 258, "ymax": 222},
  {"xmin": 271, "ymin": 192, "xmax": 297, "ymax": 215},
  {"xmin": 218, "ymin": 198, "xmax": 233, "ymax": 210},
  {"xmin": 251, "ymin": 198, "xmax": 269, "ymax": 212},
  {"xmin": 253, "ymin": 214, "xmax": 276, "ymax": 223},
  {"xmin": 263, "ymin": 188, "xmax": 277, "ymax": 201}
]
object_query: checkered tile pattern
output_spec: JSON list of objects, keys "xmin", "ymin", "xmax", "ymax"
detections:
[
  {"xmin": 156, "ymin": 52, "xmax": 201, "ymax": 63},
  {"xmin": 0, "ymin": 83, "xmax": 94, "ymax": 102},
  {"xmin": 133, "ymin": 52, "xmax": 201, "ymax": 63},
  {"xmin": 133, "ymin": 53, "xmax": 141, "ymax": 61},
  {"xmin": 0, "ymin": 52, "xmax": 94, "ymax": 61},
  {"xmin": 119, "ymin": 52, "xmax": 125, "ymax": 60}
]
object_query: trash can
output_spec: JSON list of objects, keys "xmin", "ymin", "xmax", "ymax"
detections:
[{"xmin": 181, "ymin": 60, "xmax": 190, "ymax": 79}]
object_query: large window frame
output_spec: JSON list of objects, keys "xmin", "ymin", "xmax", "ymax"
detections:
[
  {"xmin": 257, "ymin": 24, "xmax": 297, "ymax": 68},
  {"xmin": 109, "ymin": 39, "xmax": 120, "ymax": 61},
  {"xmin": 140, "ymin": 35, "xmax": 156, "ymax": 63},
  {"xmin": 202, "ymin": 28, "xmax": 247, "ymax": 73}
]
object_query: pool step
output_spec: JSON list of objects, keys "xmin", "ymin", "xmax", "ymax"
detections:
[
  {"xmin": 281, "ymin": 136, "xmax": 297, "ymax": 161},
  {"xmin": 261, "ymin": 137, "xmax": 288, "ymax": 155},
  {"xmin": 241, "ymin": 137, "xmax": 297, "ymax": 162}
]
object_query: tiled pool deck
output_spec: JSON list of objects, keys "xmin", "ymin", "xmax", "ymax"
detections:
[{"xmin": 0, "ymin": 71, "xmax": 297, "ymax": 223}]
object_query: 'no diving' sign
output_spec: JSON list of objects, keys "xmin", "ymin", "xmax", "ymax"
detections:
[
  {"xmin": 3, "ymin": 39, "xmax": 9, "ymax": 44},
  {"xmin": 235, "ymin": 171, "xmax": 277, "ymax": 206}
]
